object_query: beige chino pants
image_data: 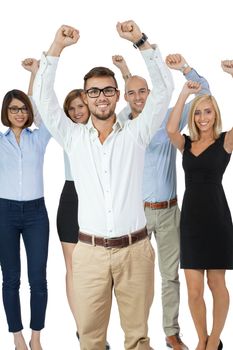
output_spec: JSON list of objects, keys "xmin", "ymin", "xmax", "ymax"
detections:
[
  {"xmin": 145, "ymin": 204, "xmax": 180, "ymax": 336},
  {"xmin": 72, "ymin": 237, "xmax": 155, "ymax": 350}
]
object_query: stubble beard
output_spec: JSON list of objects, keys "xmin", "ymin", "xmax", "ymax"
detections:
[{"xmin": 91, "ymin": 109, "xmax": 115, "ymax": 121}]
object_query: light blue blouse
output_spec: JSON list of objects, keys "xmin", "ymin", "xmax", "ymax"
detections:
[{"xmin": 0, "ymin": 123, "xmax": 51, "ymax": 200}]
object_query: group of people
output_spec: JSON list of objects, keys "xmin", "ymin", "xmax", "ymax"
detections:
[{"xmin": 0, "ymin": 19, "xmax": 233, "ymax": 350}]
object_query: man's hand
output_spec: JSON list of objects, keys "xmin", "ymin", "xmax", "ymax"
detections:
[
  {"xmin": 221, "ymin": 60, "xmax": 233, "ymax": 76},
  {"xmin": 116, "ymin": 20, "xmax": 142, "ymax": 43},
  {"xmin": 112, "ymin": 55, "xmax": 127, "ymax": 70},
  {"xmin": 22, "ymin": 58, "xmax": 39, "ymax": 75},
  {"xmin": 48, "ymin": 25, "xmax": 80, "ymax": 56}
]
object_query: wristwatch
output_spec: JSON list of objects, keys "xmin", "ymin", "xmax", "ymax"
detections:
[
  {"xmin": 179, "ymin": 63, "xmax": 189, "ymax": 73},
  {"xmin": 133, "ymin": 33, "xmax": 148, "ymax": 49}
]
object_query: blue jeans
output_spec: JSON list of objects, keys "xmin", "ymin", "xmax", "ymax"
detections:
[{"xmin": 0, "ymin": 197, "xmax": 49, "ymax": 332}]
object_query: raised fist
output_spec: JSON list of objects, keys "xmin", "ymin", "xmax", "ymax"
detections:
[
  {"xmin": 112, "ymin": 55, "xmax": 127, "ymax": 69},
  {"xmin": 166, "ymin": 54, "xmax": 188, "ymax": 71},
  {"xmin": 116, "ymin": 20, "xmax": 142, "ymax": 43},
  {"xmin": 53, "ymin": 25, "xmax": 80, "ymax": 49},
  {"xmin": 181, "ymin": 81, "xmax": 202, "ymax": 96},
  {"xmin": 221, "ymin": 60, "xmax": 233, "ymax": 76},
  {"xmin": 22, "ymin": 58, "xmax": 39, "ymax": 74}
]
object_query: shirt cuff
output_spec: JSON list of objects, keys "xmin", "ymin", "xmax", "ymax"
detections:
[
  {"xmin": 140, "ymin": 44, "xmax": 158, "ymax": 60},
  {"xmin": 39, "ymin": 52, "xmax": 59, "ymax": 74}
]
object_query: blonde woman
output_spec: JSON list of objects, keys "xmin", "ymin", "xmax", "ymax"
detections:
[{"xmin": 166, "ymin": 77, "xmax": 233, "ymax": 350}]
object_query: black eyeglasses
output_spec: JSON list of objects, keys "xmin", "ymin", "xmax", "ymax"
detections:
[
  {"xmin": 85, "ymin": 86, "xmax": 118, "ymax": 98},
  {"xmin": 8, "ymin": 106, "xmax": 28, "ymax": 114}
]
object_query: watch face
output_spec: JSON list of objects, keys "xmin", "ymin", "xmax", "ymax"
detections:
[{"xmin": 180, "ymin": 63, "xmax": 189, "ymax": 73}]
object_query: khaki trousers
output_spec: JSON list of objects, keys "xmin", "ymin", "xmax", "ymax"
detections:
[
  {"xmin": 145, "ymin": 204, "xmax": 180, "ymax": 336},
  {"xmin": 72, "ymin": 237, "xmax": 154, "ymax": 350}
]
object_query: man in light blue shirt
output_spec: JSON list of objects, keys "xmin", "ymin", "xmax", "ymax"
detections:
[{"xmin": 115, "ymin": 53, "xmax": 210, "ymax": 350}]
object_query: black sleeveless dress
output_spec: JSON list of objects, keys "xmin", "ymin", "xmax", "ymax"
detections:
[{"xmin": 180, "ymin": 132, "xmax": 233, "ymax": 269}]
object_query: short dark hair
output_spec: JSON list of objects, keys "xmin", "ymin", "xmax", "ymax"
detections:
[
  {"xmin": 84, "ymin": 66, "xmax": 118, "ymax": 89},
  {"xmin": 63, "ymin": 89, "xmax": 86, "ymax": 118},
  {"xmin": 1, "ymin": 89, "xmax": 34, "ymax": 128}
]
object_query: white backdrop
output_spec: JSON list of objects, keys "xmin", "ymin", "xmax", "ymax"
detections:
[{"xmin": 0, "ymin": 0, "xmax": 233, "ymax": 349}]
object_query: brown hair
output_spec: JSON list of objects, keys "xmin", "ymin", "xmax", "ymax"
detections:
[
  {"xmin": 1, "ymin": 89, "xmax": 34, "ymax": 128},
  {"xmin": 188, "ymin": 94, "xmax": 222, "ymax": 141},
  {"xmin": 63, "ymin": 89, "xmax": 87, "ymax": 118},
  {"xmin": 84, "ymin": 66, "xmax": 118, "ymax": 90}
]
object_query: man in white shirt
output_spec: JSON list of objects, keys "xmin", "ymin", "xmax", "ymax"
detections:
[{"xmin": 33, "ymin": 20, "xmax": 173, "ymax": 350}]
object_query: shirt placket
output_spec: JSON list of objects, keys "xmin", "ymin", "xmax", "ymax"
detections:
[
  {"xmin": 102, "ymin": 145, "xmax": 114, "ymax": 237},
  {"xmin": 17, "ymin": 145, "xmax": 23, "ymax": 200}
]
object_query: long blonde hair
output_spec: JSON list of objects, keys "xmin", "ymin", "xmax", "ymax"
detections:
[{"xmin": 188, "ymin": 94, "xmax": 222, "ymax": 141}]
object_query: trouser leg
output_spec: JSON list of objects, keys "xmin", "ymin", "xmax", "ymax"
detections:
[
  {"xmin": 0, "ymin": 199, "xmax": 23, "ymax": 332},
  {"xmin": 145, "ymin": 205, "xmax": 180, "ymax": 336},
  {"xmin": 72, "ymin": 242, "xmax": 112, "ymax": 350},
  {"xmin": 22, "ymin": 199, "xmax": 49, "ymax": 330},
  {"xmin": 113, "ymin": 238, "xmax": 154, "ymax": 350}
]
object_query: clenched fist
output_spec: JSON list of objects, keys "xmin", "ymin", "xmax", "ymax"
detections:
[
  {"xmin": 48, "ymin": 25, "xmax": 80, "ymax": 56},
  {"xmin": 116, "ymin": 20, "xmax": 142, "ymax": 43},
  {"xmin": 221, "ymin": 60, "xmax": 233, "ymax": 76}
]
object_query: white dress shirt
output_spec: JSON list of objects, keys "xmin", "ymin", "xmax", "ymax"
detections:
[
  {"xmin": 64, "ymin": 151, "xmax": 73, "ymax": 181},
  {"xmin": 33, "ymin": 46, "xmax": 173, "ymax": 237}
]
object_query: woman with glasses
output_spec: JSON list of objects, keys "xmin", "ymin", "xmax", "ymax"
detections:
[{"xmin": 0, "ymin": 59, "xmax": 51, "ymax": 350}]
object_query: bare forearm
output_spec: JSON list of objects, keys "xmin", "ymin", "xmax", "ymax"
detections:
[
  {"xmin": 121, "ymin": 65, "xmax": 132, "ymax": 81},
  {"xmin": 28, "ymin": 72, "xmax": 37, "ymax": 96},
  {"xmin": 167, "ymin": 92, "xmax": 189, "ymax": 134},
  {"xmin": 47, "ymin": 41, "xmax": 63, "ymax": 57}
]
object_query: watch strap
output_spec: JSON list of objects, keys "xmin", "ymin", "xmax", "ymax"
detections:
[{"xmin": 133, "ymin": 33, "xmax": 148, "ymax": 49}]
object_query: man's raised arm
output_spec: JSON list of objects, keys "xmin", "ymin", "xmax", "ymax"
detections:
[
  {"xmin": 116, "ymin": 20, "xmax": 174, "ymax": 145},
  {"xmin": 33, "ymin": 25, "xmax": 80, "ymax": 150}
]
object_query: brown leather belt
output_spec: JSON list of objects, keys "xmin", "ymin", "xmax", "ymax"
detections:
[
  {"xmin": 79, "ymin": 227, "xmax": 148, "ymax": 248},
  {"xmin": 144, "ymin": 197, "xmax": 177, "ymax": 210}
]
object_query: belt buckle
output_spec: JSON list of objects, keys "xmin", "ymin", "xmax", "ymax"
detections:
[
  {"xmin": 150, "ymin": 202, "xmax": 155, "ymax": 209},
  {"xmin": 103, "ymin": 238, "xmax": 111, "ymax": 249}
]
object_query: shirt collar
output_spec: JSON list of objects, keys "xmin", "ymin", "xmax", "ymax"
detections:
[
  {"xmin": 4, "ymin": 128, "xmax": 32, "ymax": 137},
  {"xmin": 86, "ymin": 116, "xmax": 124, "ymax": 133},
  {"xmin": 4, "ymin": 128, "xmax": 11, "ymax": 136}
]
